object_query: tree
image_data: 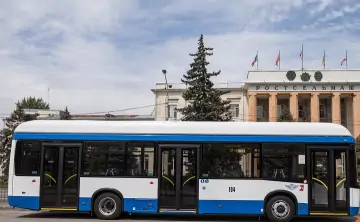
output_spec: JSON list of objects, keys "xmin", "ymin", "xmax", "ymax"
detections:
[
  {"xmin": 19, "ymin": 96, "xmax": 50, "ymax": 110},
  {"xmin": 177, "ymin": 35, "xmax": 244, "ymax": 177},
  {"xmin": 60, "ymin": 106, "xmax": 72, "ymax": 120},
  {"xmin": 277, "ymin": 108, "xmax": 295, "ymax": 122},
  {"xmin": 0, "ymin": 97, "xmax": 48, "ymax": 176},
  {"xmin": 177, "ymin": 34, "xmax": 232, "ymax": 121}
]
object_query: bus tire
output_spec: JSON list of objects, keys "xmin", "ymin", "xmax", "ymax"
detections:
[
  {"xmin": 93, "ymin": 192, "xmax": 123, "ymax": 220},
  {"xmin": 265, "ymin": 195, "xmax": 295, "ymax": 222}
]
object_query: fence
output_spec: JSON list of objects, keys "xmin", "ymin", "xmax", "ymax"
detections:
[{"xmin": 0, "ymin": 176, "xmax": 7, "ymax": 202}]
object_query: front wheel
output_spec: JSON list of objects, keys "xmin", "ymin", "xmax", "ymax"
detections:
[
  {"xmin": 265, "ymin": 195, "xmax": 295, "ymax": 222},
  {"xmin": 93, "ymin": 192, "xmax": 123, "ymax": 220}
]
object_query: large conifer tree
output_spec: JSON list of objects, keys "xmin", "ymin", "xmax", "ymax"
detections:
[{"xmin": 177, "ymin": 34, "xmax": 231, "ymax": 121}]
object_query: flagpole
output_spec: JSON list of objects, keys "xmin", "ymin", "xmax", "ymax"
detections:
[
  {"xmin": 323, "ymin": 50, "xmax": 326, "ymax": 69},
  {"xmin": 301, "ymin": 44, "xmax": 304, "ymax": 71},
  {"xmin": 279, "ymin": 50, "xmax": 281, "ymax": 70},
  {"xmin": 346, "ymin": 50, "xmax": 348, "ymax": 70},
  {"xmin": 256, "ymin": 50, "xmax": 259, "ymax": 70}
]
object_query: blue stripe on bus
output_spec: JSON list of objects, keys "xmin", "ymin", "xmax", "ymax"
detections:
[
  {"xmin": 8, "ymin": 196, "xmax": 39, "ymax": 210},
  {"xmin": 350, "ymin": 207, "xmax": 359, "ymax": 216},
  {"xmin": 198, "ymin": 200, "xmax": 309, "ymax": 215},
  {"xmin": 13, "ymin": 132, "xmax": 354, "ymax": 143},
  {"xmin": 10, "ymin": 195, "xmax": 358, "ymax": 216}
]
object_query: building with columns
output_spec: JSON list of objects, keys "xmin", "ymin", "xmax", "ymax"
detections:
[
  {"xmin": 151, "ymin": 69, "xmax": 360, "ymax": 138},
  {"xmin": 151, "ymin": 82, "xmax": 247, "ymax": 121},
  {"xmin": 246, "ymin": 69, "xmax": 360, "ymax": 137}
]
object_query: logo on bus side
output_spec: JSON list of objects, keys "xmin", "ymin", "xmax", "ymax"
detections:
[
  {"xmin": 285, "ymin": 184, "xmax": 299, "ymax": 190},
  {"xmin": 200, "ymin": 179, "xmax": 209, "ymax": 183}
]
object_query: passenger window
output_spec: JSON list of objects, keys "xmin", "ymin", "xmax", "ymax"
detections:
[
  {"xmin": 201, "ymin": 143, "xmax": 259, "ymax": 178},
  {"xmin": 14, "ymin": 141, "xmax": 41, "ymax": 176},
  {"xmin": 262, "ymin": 143, "xmax": 305, "ymax": 181},
  {"xmin": 82, "ymin": 142, "xmax": 155, "ymax": 177}
]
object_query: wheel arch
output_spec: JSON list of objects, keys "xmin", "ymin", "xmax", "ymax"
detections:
[
  {"xmin": 91, "ymin": 188, "xmax": 124, "ymax": 212},
  {"xmin": 264, "ymin": 190, "xmax": 298, "ymax": 215}
]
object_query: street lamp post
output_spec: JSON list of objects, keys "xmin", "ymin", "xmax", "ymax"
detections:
[{"xmin": 162, "ymin": 69, "xmax": 169, "ymax": 121}]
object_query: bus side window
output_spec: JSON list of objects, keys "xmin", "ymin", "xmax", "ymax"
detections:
[{"xmin": 14, "ymin": 141, "xmax": 41, "ymax": 176}]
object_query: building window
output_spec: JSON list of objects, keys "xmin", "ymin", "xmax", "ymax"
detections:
[
  {"xmin": 262, "ymin": 143, "xmax": 305, "ymax": 182},
  {"xmin": 14, "ymin": 141, "xmax": 41, "ymax": 176},
  {"xmin": 319, "ymin": 104, "xmax": 325, "ymax": 119},
  {"xmin": 201, "ymin": 143, "xmax": 259, "ymax": 178},
  {"xmin": 168, "ymin": 104, "xmax": 177, "ymax": 119},
  {"xmin": 277, "ymin": 104, "xmax": 288, "ymax": 117},
  {"xmin": 257, "ymin": 105, "xmax": 264, "ymax": 118},
  {"xmin": 82, "ymin": 142, "xmax": 155, "ymax": 177},
  {"xmin": 230, "ymin": 104, "xmax": 240, "ymax": 118}
]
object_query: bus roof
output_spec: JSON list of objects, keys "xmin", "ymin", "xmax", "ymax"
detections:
[{"xmin": 14, "ymin": 120, "xmax": 353, "ymax": 137}]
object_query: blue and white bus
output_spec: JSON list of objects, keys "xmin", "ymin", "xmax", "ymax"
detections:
[{"xmin": 7, "ymin": 120, "xmax": 360, "ymax": 221}]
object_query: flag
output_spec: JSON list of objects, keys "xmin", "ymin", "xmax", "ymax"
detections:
[
  {"xmin": 322, "ymin": 50, "xmax": 326, "ymax": 68},
  {"xmin": 300, "ymin": 47, "xmax": 303, "ymax": 59},
  {"xmin": 251, "ymin": 53, "xmax": 258, "ymax": 67},
  {"xmin": 341, "ymin": 50, "xmax": 348, "ymax": 66},
  {"xmin": 275, "ymin": 51, "xmax": 280, "ymax": 66},
  {"xmin": 341, "ymin": 58, "xmax": 347, "ymax": 65}
]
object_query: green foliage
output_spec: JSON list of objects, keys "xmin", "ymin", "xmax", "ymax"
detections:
[
  {"xmin": 19, "ymin": 96, "xmax": 50, "ymax": 110},
  {"xmin": 60, "ymin": 106, "xmax": 72, "ymax": 120},
  {"xmin": 0, "ymin": 97, "xmax": 48, "ymax": 176},
  {"xmin": 177, "ymin": 34, "xmax": 231, "ymax": 121},
  {"xmin": 277, "ymin": 108, "xmax": 295, "ymax": 122}
]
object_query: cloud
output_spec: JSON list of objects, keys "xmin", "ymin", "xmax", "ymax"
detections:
[{"xmin": 1, "ymin": 0, "xmax": 360, "ymax": 128}]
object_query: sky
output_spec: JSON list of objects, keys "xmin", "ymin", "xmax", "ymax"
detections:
[{"xmin": 1, "ymin": 0, "xmax": 360, "ymax": 128}]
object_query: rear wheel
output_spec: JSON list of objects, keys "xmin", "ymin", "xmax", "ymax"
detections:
[
  {"xmin": 265, "ymin": 195, "xmax": 295, "ymax": 222},
  {"xmin": 93, "ymin": 192, "xmax": 122, "ymax": 220}
]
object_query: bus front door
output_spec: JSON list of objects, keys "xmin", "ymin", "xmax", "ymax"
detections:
[
  {"xmin": 308, "ymin": 146, "xmax": 349, "ymax": 215},
  {"xmin": 158, "ymin": 144, "xmax": 199, "ymax": 213},
  {"xmin": 39, "ymin": 143, "xmax": 81, "ymax": 210}
]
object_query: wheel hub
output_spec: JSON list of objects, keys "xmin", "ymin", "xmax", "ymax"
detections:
[
  {"xmin": 271, "ymin": 200, "xmax": 290, "ymax": 219},
  {"xmin": 98, "ymin": 197, "xmax": 117, "ymax": 216}
]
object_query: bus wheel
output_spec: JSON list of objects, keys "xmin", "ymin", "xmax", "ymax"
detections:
[
  {"xmin": 265, "ymin": 195, "xmax": 295, "ymax": 222},
  {"xmin": 93, "ymin": 192, "xmax": 122, "ymax": 220}
]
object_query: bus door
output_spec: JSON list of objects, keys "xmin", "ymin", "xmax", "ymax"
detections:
[
  {"xmin": 158, "ymin": 144, "xmax": 199, "ymax": 213},
  {"xmin": 307, "ymin": 146, "xmax": 349, "ymax": 215},
  {"xmin": 40, "ymin": 143, "xmax": 81, "ymax": 210}
]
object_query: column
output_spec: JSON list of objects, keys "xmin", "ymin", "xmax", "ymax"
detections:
[
  {"xmin": 332, "ymin": 93, "xmax": 341, "ymax": 124},
  {"xmin": 345, "ymin": 96, "xmax": 354, "ymax": 134},
  {"xmin": 248, "ymin": 93, "xmax": 257, "ymax": 122},
  {"xmin": 290, "ymin": 93, "xmax": 298, "ymax": 121},
  {"xmin": 269, "ymin": 93, "xmax": 277, "ymax": 122},
  {"xmin": 311, "ymin": 93, "xmax": 320, "ymax": 122},
  {"xmin": 353, "ymin": 93, "xmax": 360, "ymax": 137}
]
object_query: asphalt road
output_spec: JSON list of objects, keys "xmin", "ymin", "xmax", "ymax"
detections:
[{"xmin": 0, "ymin": 209, "xmax": 357, "ymax": 222}]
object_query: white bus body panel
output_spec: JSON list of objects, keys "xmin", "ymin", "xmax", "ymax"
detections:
[
  {"xmin": 8, "ymin": 140, "xmax": 41, "ymax": 210},
  {"xmin": 14, "ymin": 120, "xmax": 353, "ymax": 137},
  {"xmin": 198, "ymin": 180, "xmax": 308, "ymax": 214},
  {"xmin": 79, "ymin": 177, "xmax": 158, "ymax": 212}
]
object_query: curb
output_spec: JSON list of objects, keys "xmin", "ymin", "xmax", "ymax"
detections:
[{"xmin": 0, "ymin": 202, "xmax": 10, "ymax": 209}]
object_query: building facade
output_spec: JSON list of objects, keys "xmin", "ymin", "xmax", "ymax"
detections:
[
  {"xmin": 151, "ymin": 82, "xmax": 248, "ymax": 121},
  {"xmin": 152, "ymin": 69, "xmax": 360, "ymax": 138},
  {"xmin": 246, "ymin": 69, "xmax": 360, "ymax": 137}
]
